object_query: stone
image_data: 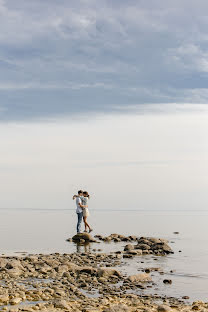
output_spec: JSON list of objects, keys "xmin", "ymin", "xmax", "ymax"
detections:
[
  {"xmin": 54, "ymin": 299, "xmax": 71, "ymax": 310},
  {"xmin": 127, "ymin": 273, "xmax": 152, "ymax": 283},
  {"xmin": 8, "ymin": 268, "xmax": 22, "ymax": 278},
  {"xmin": 135, "ymin": 244, "xmax": 151, "ymax": 250},
  {"xmin": 124, "ymin": 244, "xmax": 134, "ymax": 251},
  {"xmin": 163, "ymin": 279, "xmax": 172, "ymax": 284},
  {"xmin": 97, "ymin": 268, "xmax": 121, "ymax": 278},
  {"xmin": 157, "ymin": 305, "xmax": 172, "ymax": 312},
  {"xmin": 0, "ymin": 294, "xmax": 9, "ymax": 304},
  {"xmin": 10, "ymin": 297, "xmax": 22, "ymax": 305},
  {"xmin": 72, "ymin": 233, "xmax": 93, "ymax": 242},
  {"xmin": 103, "ymin": 304, "xmax": 130, "ymax": 312}
]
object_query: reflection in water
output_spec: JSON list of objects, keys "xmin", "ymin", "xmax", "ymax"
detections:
[{"xmin": 75, "ymin": 242, "xmax": 91, "ymax": 253}]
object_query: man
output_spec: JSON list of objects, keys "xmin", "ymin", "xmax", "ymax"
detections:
[{"xmin": 75, "ymin": 190, "xmax": 84, "ymax": 233}]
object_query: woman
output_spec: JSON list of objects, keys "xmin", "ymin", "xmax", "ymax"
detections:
[
  {"xmin": 80, "ymin": 191, "xmax": 93, "ymax": 233},
  {"xmin": 73, "ymin": 191, "xmax": 93, "ymax": 233}
]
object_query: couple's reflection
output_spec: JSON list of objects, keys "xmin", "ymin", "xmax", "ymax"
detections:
[{"xmin": 75, "ymin": 242, "xmax": 91, "ymax": 253}]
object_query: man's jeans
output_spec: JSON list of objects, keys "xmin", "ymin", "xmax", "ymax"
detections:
[{"xmin": 77, "ymin": 212, "xmax": 83, "ymax": 233}]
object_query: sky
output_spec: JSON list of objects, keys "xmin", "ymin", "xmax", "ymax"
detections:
[
  {"xmin": 1, "ymin": 0, "xmax": 208, "ymax": 119},
  {"xmin": 0, "ymin": 1, "xmax": 208, "ymax": 210}
]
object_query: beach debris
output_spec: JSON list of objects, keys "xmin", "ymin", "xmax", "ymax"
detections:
[{"xmin": 173, "ymin": 232, "xmax": 179, "ymax": 234}]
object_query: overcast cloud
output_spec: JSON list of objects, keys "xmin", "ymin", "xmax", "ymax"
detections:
[{"xmin": 0, "ymin": 0, "xmax": 208, "ymax": 120}]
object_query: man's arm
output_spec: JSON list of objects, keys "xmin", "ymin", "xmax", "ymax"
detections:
[
  {"xmin": 79, "ymin": 203, "xmax": 88, "ymax": 208},
  {"xmin": 72, "ymin": 195, "xmax": 78, "ymax": 200}
]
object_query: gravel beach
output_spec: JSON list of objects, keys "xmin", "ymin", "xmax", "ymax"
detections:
[{"xmin": 0, "ymin": 234, "xmax": 207, "ymax": 312}]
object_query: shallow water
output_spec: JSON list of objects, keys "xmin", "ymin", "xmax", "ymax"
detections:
[{"xmin": 0, "ymin": 208, "xmax": 208, "ymax": 302}]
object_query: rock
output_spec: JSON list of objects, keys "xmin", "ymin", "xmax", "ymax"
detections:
[
  {"xmin": 128, "ymin": 235, "xmax": 137, "ymax": 241},
  {"xmin": 123, "ymin": 254, "xmax": 133, "ymax": 258},
  {"xmin": 157, "ymin": 305, "xmax": 172, "ymax": 312},
  {"xmin": 109, "ymin": 234, "xmax": 119, "ymax": 238},
  {"xmin": 66, "ymin": 238, "xmax": 73, "ymax": 242},
  {"xmin": 173, "ymin": 232, "xmax": 179, "ymax": 234},
  {"xmin": 135, "ymin": 244, "xmax": 151, "ymax": 250},
  {"xmin": 97, "ymin": 268, "xmax": 121, "ymax": 278},
  {"xmin": 0, "ymin": 294, "xmax": 9, "ymax": 304},
  {"xmin": 8, "ymin": 268, "xmax": 22, "ymax": 278},
  {"xmin": 113, "ymin": 238, "xmax": 121, "ymax": 242},
  {"xmin": 6, "ymin": 259, "xmax": 24, "ymax": 270},
  {"xmin": 103, "ymin": 237, "xmax": 112, "ymax": 242},
  {"xmin": 79, "ymin": 266, "xmax": 97, "ymax": 275},
  {"xmin": 163, "ymin": 279, "xmax": 172, "ymax": 284},
  {"xmin": 10, "ymin": 297, "xmax": 22, "ymax": 305},
  {"xmin": 54, "ymin": 299, "xmax": 71, "ymax": 310},
  {"xmin": 103, "ymin": 304, "xmax": 130, "ymax": 312},
  {"xmin": 124, "ymin": 244, "xmax": 134, "ymax": 251},
  {"xmin": 0, "ymin": 258, "xmax": 7, "ymax": 268},
  {"xmin": 127, "ymin": 273, "xmax": 152, "ymax": 283},
  {"xmin": 72, "ymin": 233, "xmax": 93, "ymax": 242}
]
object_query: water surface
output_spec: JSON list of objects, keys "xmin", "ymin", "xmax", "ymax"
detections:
[{"xmin": 0, "ymin": 209, "xmax": 208, "ymax": 302}]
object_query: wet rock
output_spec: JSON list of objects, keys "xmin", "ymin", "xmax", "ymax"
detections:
[
  {"xmin": 8, "ymin": 268, "xmax": 22, "ymax": 278},
  {"xmin": 103, "ymin": 304, "xmax": 130, "ymax": 312},
  {"xmin": 124, "ymin": 244, "xmax": 134, "ymax": 251},
  {"xmin": 0, "ymin": 294, "xmax": 9, "ymax": 305},
  {"xmin": 127, "ymin": 273, "xmax": 152, "ymax": 283},
  {"xmin": 135, "ymin": 244, "xmax": 151, "ymax": 250},
  {"xmin": 72, "ymin": 233, "xmax": 94, "ymax": 242},
  {"xmin": 54, "ymin": 299, "xmax": 72, "ymax": 310},
  {"xmin": 163, "ymin": 279, "xmax": 172, "ymax": 284},
  {"xmin": 157, "ymin": 305, "xmax": 172, "ymax": 311},
  {"xmin": 97, "ymin": 268, "xmax": 121, "ymax": 278},
  {"xmin": 10, "ymin": 297, "xmax": 22, "ymax": 305}
]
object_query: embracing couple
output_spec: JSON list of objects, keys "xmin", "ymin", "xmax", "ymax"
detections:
[{"xmin": 73, "ymin": 190, "xmax": 93, "ymax": 234}]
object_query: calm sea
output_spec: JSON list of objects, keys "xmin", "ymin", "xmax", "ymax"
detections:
[{"xmin": 0, "ymin": 209, "xmax": 208, "ymax": 303}]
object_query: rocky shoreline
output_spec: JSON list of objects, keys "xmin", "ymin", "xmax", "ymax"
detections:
[{"xmin": 0, "ymin": 234, "xmax": 207, "ymax": 312}]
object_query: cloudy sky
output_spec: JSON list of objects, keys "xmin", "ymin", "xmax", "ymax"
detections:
[
  {"xmin": 0, "ymin": 1, "xmax": 208, "ymax": 210},
  {"xmin": 1, "ymin": 0, "xmax": 208, "ymax": 119}
]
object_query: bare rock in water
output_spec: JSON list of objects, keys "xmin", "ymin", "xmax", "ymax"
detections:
[
  {"xmin": 72, "ymin": 233, "xmax": 94, "ymax": 242},
  {"xmin": 127, "ymin": 273, "xmax": 152, "ymax": 283},
  {"xmin": 97, "ymin": 268, "xmax": 121, "ymax": 278}
]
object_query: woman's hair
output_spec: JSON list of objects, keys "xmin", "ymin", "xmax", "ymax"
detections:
[{"xmin": 83, "ymin": 191, "xmax": 90, "ymax": 198}]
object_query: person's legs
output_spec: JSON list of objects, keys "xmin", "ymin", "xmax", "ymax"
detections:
[
  {"xmin": 83, "ymin": 216, "xmax": 91, "ymax": 231},
  {"xmin": 77, "ymin": 212, "xmax": 83, "ymax": 233}
]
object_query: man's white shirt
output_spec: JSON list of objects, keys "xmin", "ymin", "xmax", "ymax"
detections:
[{"xmin": 76, "ymin": 197, "xmax": 82, "ymax": 213}]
